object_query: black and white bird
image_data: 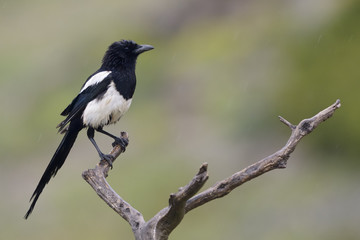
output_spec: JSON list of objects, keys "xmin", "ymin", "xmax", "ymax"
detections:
[{"xmin": 25, "ymin": 40, "xmax": 154, "ymax": 219}]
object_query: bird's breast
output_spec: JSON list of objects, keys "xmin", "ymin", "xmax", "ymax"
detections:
[{"xmin": 82, "ymin": 81, "xmax": 132, "ymax": 128}]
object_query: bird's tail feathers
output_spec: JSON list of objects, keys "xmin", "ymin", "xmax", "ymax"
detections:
[{"xmin": 25, "ymin": 123, "xmax": 81, "ymax": 219}]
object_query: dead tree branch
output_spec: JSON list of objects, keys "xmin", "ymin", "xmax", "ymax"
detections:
[
  {"xmin": 82, "ymin": 99, "xmax": 341, "ymax": 240},
  {"xmin": 82, "ymin": 132, "xmax": 146, "ymax": 236}
]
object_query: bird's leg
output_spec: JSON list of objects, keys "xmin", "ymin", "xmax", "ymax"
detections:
[
  {"xmin": 87, "ymin": 127, "xmax": 114, "ymax": 168},
  {"xmin": 95, "ymin": 127, "xmax": 128, "ymax": 151}
]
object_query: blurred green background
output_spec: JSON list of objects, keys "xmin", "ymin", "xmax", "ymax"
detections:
[{"xmin": 1, "ymin": 0, "xmax": 359, "ymax": 239}]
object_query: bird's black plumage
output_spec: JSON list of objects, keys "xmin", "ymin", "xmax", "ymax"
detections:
[{"xmin": 25, "ymin": 40, "xmax": 153, "ymax": 219}]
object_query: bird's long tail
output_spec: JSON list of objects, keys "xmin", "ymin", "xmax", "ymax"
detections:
[{"xmin": 25, "ymin": 123, "xmax": 82, "ymax": 219}]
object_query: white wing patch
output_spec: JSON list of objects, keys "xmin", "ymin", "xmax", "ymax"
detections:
[
  {"xmin": 82, "ymin": 81, "xmax": 132, "ymax": 128},
  {"xmin": 80, "ymin": 71, "xmax": 112, "ymax": 93}
]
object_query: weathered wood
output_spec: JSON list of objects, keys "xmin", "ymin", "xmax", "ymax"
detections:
[{"xmin": 82, "ymin": 99, "xmax": 341, "ymax": 240}]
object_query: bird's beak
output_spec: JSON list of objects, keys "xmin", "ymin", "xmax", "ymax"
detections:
[{"xmin": 134, "ymin": 44, "xmax": 154, "ymax": 54}]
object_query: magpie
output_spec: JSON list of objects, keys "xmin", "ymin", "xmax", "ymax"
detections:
[{"xmin": 25, "ymin": 40, "xmax": 154, "ymax": 219}]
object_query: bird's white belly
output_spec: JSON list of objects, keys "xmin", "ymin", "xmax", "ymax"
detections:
[{"xmin": 82, "ymin": 82, "xmax": 132, "ymax": 128}]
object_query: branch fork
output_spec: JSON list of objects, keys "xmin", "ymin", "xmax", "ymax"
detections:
[{"xmin": 82, "ymin": 99, "xmax": 341, "ymax": 240}]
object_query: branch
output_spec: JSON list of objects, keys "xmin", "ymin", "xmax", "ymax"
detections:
[
  {"xmin": 184, "ymin": 99, "xmax": 341, "ymax": 212},
  {"xmin": 82, "ymin": 132, "xmax": 146, "ymax": 237},
  {"xmin": 82, "ymin": 99, "xmax": 341, "ymax": 240},
  {"xmin": 142, "ymin": 163, "xmax": 209, "ymax": 240}
]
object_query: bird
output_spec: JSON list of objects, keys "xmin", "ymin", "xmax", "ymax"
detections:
[{"xmin": 24, "ymin": 40, "xmax": 154, "ymax": 219}]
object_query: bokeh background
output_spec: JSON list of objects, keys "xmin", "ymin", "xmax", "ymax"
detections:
[{"xmin": 1, "ymin": 0, "xmax": 359, "ymax": 239}]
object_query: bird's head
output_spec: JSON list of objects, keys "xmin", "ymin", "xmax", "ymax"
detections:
[{"xmin": 102, "ymin": 40, "xmax": 154, "ymax": 70}]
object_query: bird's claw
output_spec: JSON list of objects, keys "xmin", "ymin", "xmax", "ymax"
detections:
[
  {"xmin": 100, "ymin": 153, "xmax": 114, "ymax": 169},
  {"xmin": 112, "ymin": 137, "xmax": 129, "ymax": 152}
]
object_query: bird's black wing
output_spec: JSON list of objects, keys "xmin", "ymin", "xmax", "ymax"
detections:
[
  {"xmin": 57, "ymin": 73, "xmax": 113, "ymax": 132},
  {"xmin": 60, "ymin": 71, "xmax": 102, "ymax": 116}
]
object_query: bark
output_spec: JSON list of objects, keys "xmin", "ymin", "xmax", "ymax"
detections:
[{"xmin": 82, "ymin": 99, "xmax": 341, "ymax": 240}]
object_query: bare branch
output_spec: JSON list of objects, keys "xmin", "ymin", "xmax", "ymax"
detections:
[
  {"xmin": 82, "ymin": 132, "xmax": 146, "ymax": 236},
  {"xmin": 144, "ymin": 163, "xmax": 209, "ymax": 240},
  {"xmin": 184, "ymin": 99, "xmax": 341, "ymax": 213},
  {"xmin": 83, "ymin": 99, "xmax": 341, "ymax": 240}
]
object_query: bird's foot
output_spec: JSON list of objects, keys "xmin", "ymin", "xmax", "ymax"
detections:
[
  {"xmin": 99, "ymin": 153, "xmax": 114, "ymax": 169},
  {"xmin": 112, "ymin": 136, "xmax": 129, "ymax": 152}
]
